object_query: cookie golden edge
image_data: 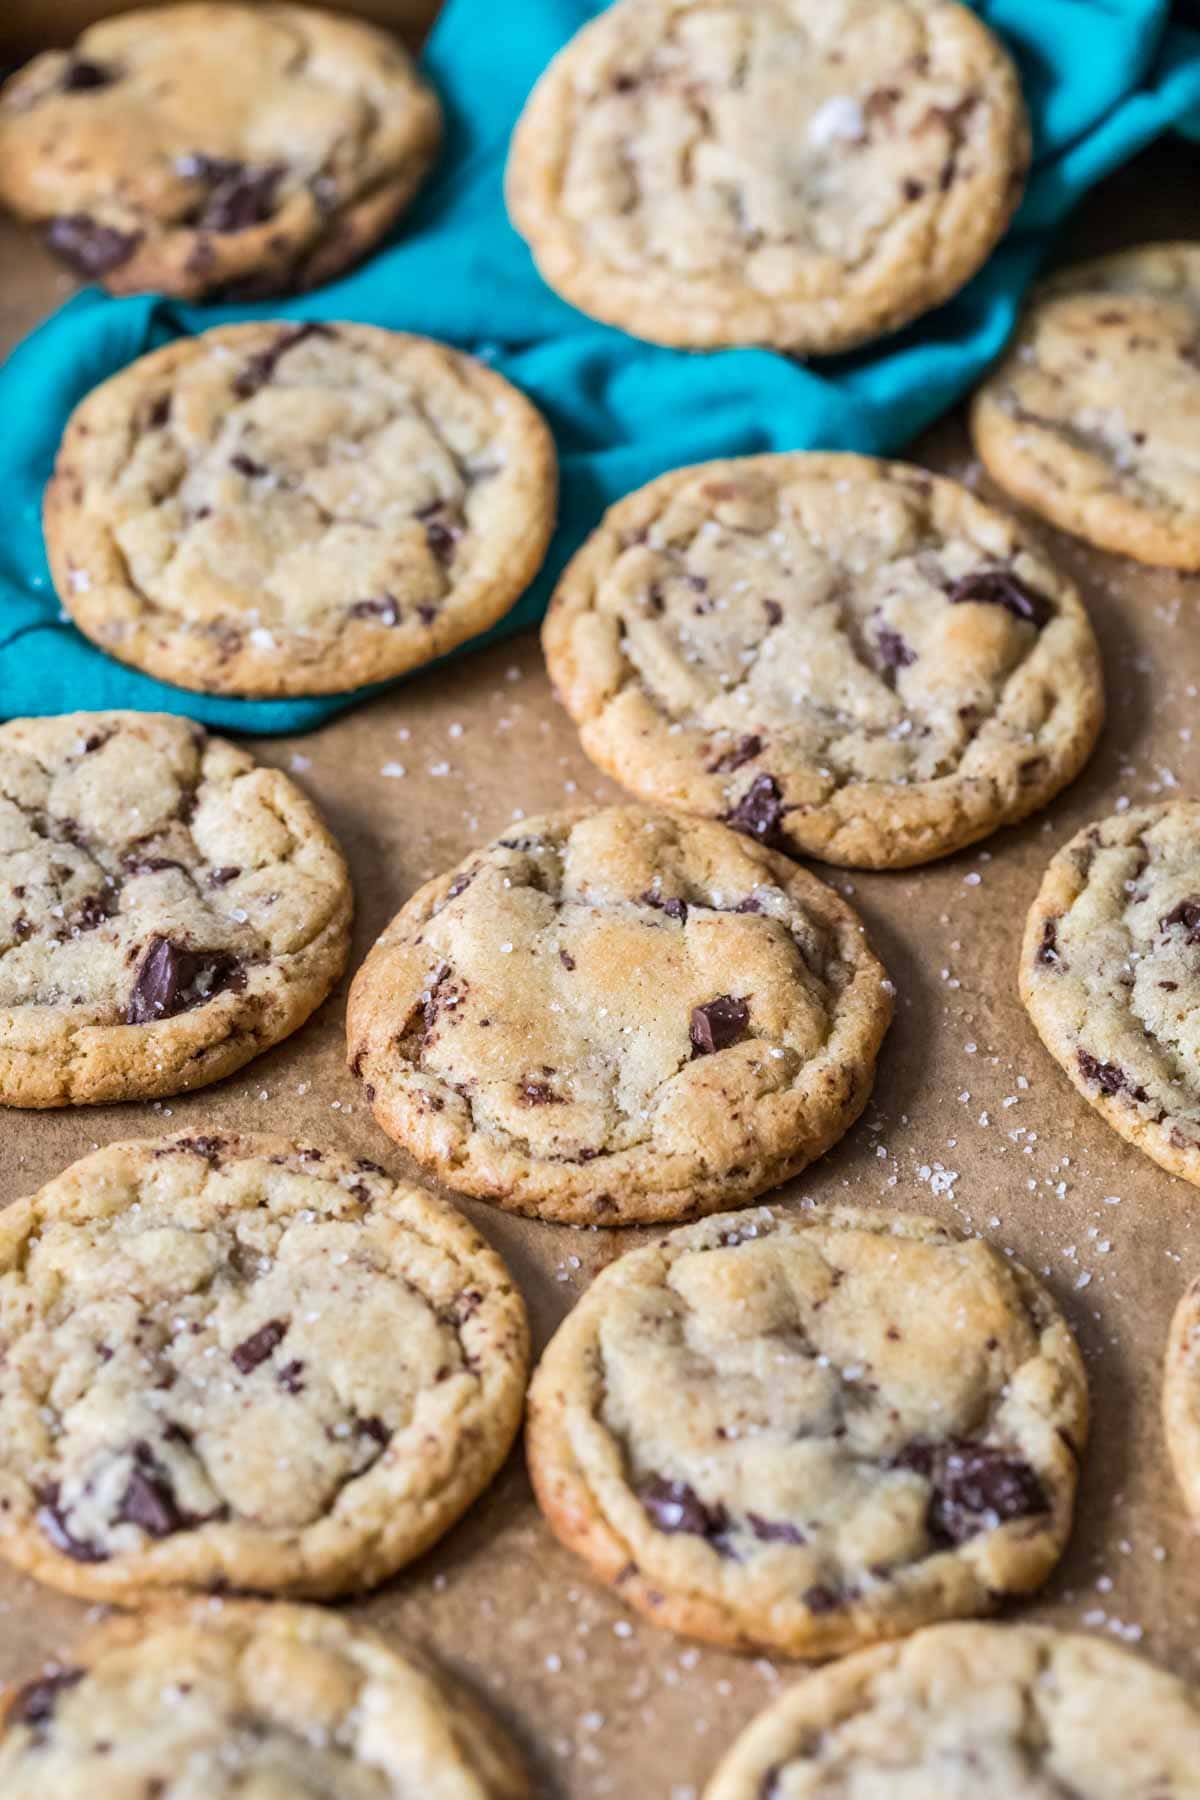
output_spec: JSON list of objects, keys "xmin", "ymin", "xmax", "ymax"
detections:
[
  {"xmin": 0, "ymin": 1598, "xmax": 533, "ymax": 1798},
  {"xmin": 505, "ymin": 0, "xmax": 1030, "ymax": 353},
  {"xmin": 43, "ymin": 325, "xmax": 559, "ymax": 698},
  {"xmin": 1018, "ymin": 808, "xmax": 1200, "ymax": 1189},
  {"xmin": 0, "ymin": 1132, "xmax": 531, "ymax": 1602},
  {"xmin": 345, "ymin": 807, "xmax": 894, "ymax": 1226},
  {"xmin": 0, "ymin": 724, "xmax": 352, "ymax": 1110},
  {"xmin": 1165, "ymin": 1279, "xmax": 1200, "ymax": 1521},
  {"xmin": 542, "ymin": 453, "xmax": 1105, "ymax": 870},
  {"xmin": 525, "ymin": 1207, "xmax": 1087, "ymax": 1658}
]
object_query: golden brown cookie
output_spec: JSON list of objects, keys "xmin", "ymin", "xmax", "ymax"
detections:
[
  {"xmin": 346, "ymin": 806, "xmax": 893, "ymax": 1225},
  {"xmin": 506, "ymin": 0, "xmax": 1029, "ymax": 352},
  {"xmin": 972, "ymin": 243, "xmax": 1200, "ymax": 568},
  {"xmin": 44, "ymin": 324, "xmax": 557, "ymax": 698},
  {"xmin": 0, "ymin": 710, "xmax": 351, "ymax": 1108},
  {"xmin": 1020, "ymin": 802, "xmax": 1200, "ymax": 1187},
  {"xmin": 527, "ymin": 1206, "xmax": 1086, "ymax": 1657},
  {"xmin": 0, "ymin": 1133, "xmax": 530, "ymax": 1602},
  {"xmin": 0, "ymin": 3, "xmax": 441, "ymax": 299},
  {"xmin": 543, "ymin": 454, "xmax": 1103, "ymax": 868},
  {"xmin": 0, "ymin": 1601, "xmax": 532, "ymax": 1797},
  {"xmin": 1166, "ymin": 1277, "xmax": 1200, "ymax": 1523}
]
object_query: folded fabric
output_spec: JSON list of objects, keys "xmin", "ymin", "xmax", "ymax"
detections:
[{"xmin": 1, "ymin": 0, "xmax": 1198, "ymax": 734}]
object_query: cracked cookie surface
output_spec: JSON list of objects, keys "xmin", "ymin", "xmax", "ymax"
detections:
[
  {"xmin": 346, "ymin": 806, "xmax": 893, "ymax": 1226},
  {"xmin": 526, "ymin": 1207, "xmax": 1086, "ymax": 1656},
  {"xmin": 0, "ymin": 711, "xmax": 351, "ymax": 1107},
  {"xmin": 45, "ymin": 324, "xmax": 557, "ymax": 698},
  {"xmin": 972, "ymin": 243, "xmax": 1200, "ymax": 568},
  {"xmin": 506, "ymin": 0, "xmax": 1029, "ymax": 352},
  {"xmin": 0, "ymin": 1133, "xmax": 530, "ymax": 1602},
  {"xmin": 703, "ymin": 1623, "xmax": 1200, "ymax": 1796},
  {"xmin": 543, "ymin": 454, "xmax": 1102, "ymax": 869},
  {"xmin": 0, "ymin": 2, "xmax": 441, "ymax": 299},
  {"xmin": 1020, "ymin": 802, "xmax": 1200, "ymax": 1188},
  {"xmin": 0, "ymin": 1599, "xmax": 532, "ymax": 1797}
]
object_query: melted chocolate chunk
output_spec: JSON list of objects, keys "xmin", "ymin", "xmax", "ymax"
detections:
[
  {"xmin": 690, "ymin": 994, "xmax": 750, "ymax": 1056},
  {"xmin": 746, "ymin": 1513, "xmax": 806, "ymax": 1545},
  {"xmin": 230, "ymin": 452, "xmax": 267, "ymax": 478},
  {"xmin": 358, "ymin": 1415, "xmax": 390, "ymax": 1446},
  {"xmin": 896, "ymin": 1439, "xmax": 1049, "ymax": 1545},
  {"xmin": 709, "ymin": 734, "xmax": 763, "ymax": 775},
  {"xmin": 232, "ymin": 322, "xmax": 336, "ymax": 399},
  {"xmin": 875, "ymin": 625, "xmax": 915, "ymax": 672},
  {"xmin": 209, "ymin": 866, "xmax": 241, "ymax": 886},
  {"xmin": 417, "ymin": 502, "xmax": 464, "ymax": 563},
  {"xmin": 46, "ymin": 214, "xmax": 142, "ymax": 278},
  {"xmin": 12, "ymin": 1667, "xmax": 84, "ymax": 1729},
  {"xmin": 1036, "ymin": 918, "xmax": 1060, "ymax": 966},
  {"xmin": 72, "ymin": 892, "xmax": 113, "ymax": 933},
  {"xmin": 119, "ymin": 1446, "xmax": 186, "ymax": 1538},
  {"xmin": 35, "ymin": 1487, "xmax": 108, "ymax": 1563},
  {"xmin": 724, "ymin": 774, "xmax": 786, "ymax": 846},
  {"xmin": 1076, "ymin": 1049, "xmax": 1148, "ymax": 1104},
  {"xmin": 641, "ymin": 888, "xmax": 688, "ymax": 923},
  {"xmin": 763, "ymin": 598, "xmax": 783, "ymax": 627},
  {"xmin": 802, "ymin": 1583, "xmax": 843, "ymax": 1614},
  {"xmin": 178, "ymin": 154, "xmax": 285, "ymax": 233},
  {"xmin": 62, "ymin": 58, "xmax": 116, "ymax": 91},
  {"xmin": 148, "ymin": 393, "xmax": 172, "ymax": 429},
  {"xmin": 1162, "ymin": 898, "xmax": 1200, "ymax": 944},
  {"xmin": 638, "ymin": 1475, "xmax": 729, "ymax": 1543},
  {"xmin": 278, "ymin": 1360, "xmax": 306, "ymax": 1394},
  {"xmin": 231, "ymin": 1318, "xmax": 288, "ymax": 1374},
  {"xmin": 946, "ymin": 568, "xmax": 1053, "ymax": 628},
  {"xmin": 126, "ymin": 936, "xmax": 245, "ymax": 1025},
  {"xmin": 350, "ymin": 595, "xmax": 401, "ymax": 626},
  {"xmin": 520, "ymin": 1079, "xmax": 564, "ymax": 1105}
]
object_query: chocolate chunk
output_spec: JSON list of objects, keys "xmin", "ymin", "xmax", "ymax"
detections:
[
  {"xmin": 747, "ymin": 1513, "xmax": 806, "ymax": 1545},
  {"xmin": 690, "ymin": 994, "xmax": 749, "ymax": 1056},
  {"xmin": 62, "ymin": 58, "xmax": 116, "ymax": 91},
  {"xmin": 163, "ymin": 1134, "xmax": 226, "ymax": 1164},
  {"xmin": 45, "ymin": 214, "xmax": 142, "ymax": 278},
  {"xmin": 278, "ymin": 1360, "xmax": 306, "ymax": 1394},
  {"xmin": 446, "ymin": 871, "xmax": 475, "ymax": 900},
  {"xmin": 148, "ymin": 393, "xmax": 172, "ymax": 429},
  {"xmin": 232, "ymin": 322, "xmax": 336, "ymax": 399},
  {"xmin": 1076, "ymin": 1049, "xmax": 1148, "ymax": 1104},
  {"xmin": 903, "ymin": 177, "xmax": 926, "ymax": 201},
  {"xmin": 946, "ymin": 568, "xmax": 1053, "ymax": 629},
  {"xmin": 417, "ymin": 502, "xmax": 463, "ymax": 564},
  {"xmin": 1036, "ymin": 918, "xmax": 1060, "ymax": 966},
  {"xmin": 896, "ymin": 1439, "xmax": 1048, "ymax": 1545},
  {"xmin": 126, "ymin": 936, "xmax": 245, "ymax": 1024},
  {"xmin": 520, "ymin": 1079, "xmax": 564, "ymax": 1105},
  {"xmin": 559, "ymin": 948, "xmax": 576, "ymax": 971},
  {"xmin": 802, "ymin": 1583, "xmax": 843, "ymax": 1614},
  {"xmin": 724, "ymin": 774, "xmax": 786, "ymax": 846},
  {"xmin": 417, "ymin": 603, "xmax": 437, "ymax": 626},
  {"xmin": 638, "ymin": 1475, "xmax": 729, "ymax": 1543},
  {"xmin": 1162, "ymin": 898, "xmax": 1200, "ymax": 944},
  {"xmin": 72, "ymin": 892, "xmax": 112, "ymax": 932},
  {"xmin": 641, "ymin": 888, "xmax": 687, "ymax": 923},
  {"xmin": 119, "ymin": 1449, "xmax": 186, "ymax": 1539},
  {"xmin": 709, "ymin": 734, "xmax": 763, "ymax": 775},
  {"xmin": 230, "ymin": 452, "xmax": 267, "ymax": 477},
  {"xmin": 350, "ymin": 595, "xmax": 401, "ymax": 626},
  {"xmin": 35, "ymin": 1487, "xmax": 108, "ymax": 1563},
  {"xmin": 875, "ymin": 625, "xmax": 915, "ymax": 672},
  {"xmin": 763, "ymin": 599, "xmax": 783, "ymax": 627},
  {"xmin": 209, "ymin": 866, "xmax": 241, "ymax": 886},
  {"xmin": 178, "ymin": 154, "xmax": 285, "ymax": 233},
  {"xmin": 358, "ymin": 1415, "xmax": 390, "ymax": 1446},
  {"xmin": 231, "ymin": 1318, "xmax": 287, "ymax": 1374},
  {"xmin": 12, "ymin": 1667, "xmax": 84, "ymax": 1729}
]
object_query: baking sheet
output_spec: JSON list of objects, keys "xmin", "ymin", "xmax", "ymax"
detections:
[{"xmin": 2, "ymin": 143, "xmax": 1200, "ymax": 1797}]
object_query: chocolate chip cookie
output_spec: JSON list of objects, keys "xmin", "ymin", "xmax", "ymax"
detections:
[
  {"xmin": 0, "ymin": 1600, "xmax": 532, "ymax": 1796},
  {"xmin": 1020, "ymin": 802, "xmax": 1200, "ymax": 1187},
  {"xmin": 972, "ymin": 243, "xmax": 1200, "ymax": 568},
  {"xmin": 1166, "ymin": 1278, "xmax": 1200, "ymax": 1524},
  {"xmin": 346, "ymin": 806, "xmax": 893, "ymax": 1226},
  {"xmin": 0, "ymin": 711, "xmax": 351, "ymax": 1108},
  {"xmin": 0, "ymin": 1133, "xmax": 530, "ymax": 1602},
  {"xmin": 0, "ymin": 3, "xmax": 441, "ymax": 299},
  {"xmin": 703, "ymin": 1623, "xmax": 1200, "ymax": 1795},
  {"xmin": 506, "ymin": 0, "xmax": 1029, "ymax": 352},
  {"xmin": 543, "ymin": 454, "xmax": 1103, "ymax": 869},
  {"xmin": 527, "ymin": 1206, "xmax": 1086, "ymax": 1657},
  {"xmin": 44, "ymin": 324, "xmax": 557, "ymax": 698}
]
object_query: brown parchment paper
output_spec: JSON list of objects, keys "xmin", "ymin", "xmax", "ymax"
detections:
[{"xmin": 3, "ymin": 137, "xmax": 1200, "ymax": 1798}]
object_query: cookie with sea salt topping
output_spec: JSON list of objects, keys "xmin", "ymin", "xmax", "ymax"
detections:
[
  {"xmin": 345, "ymin": 806, "xmax": 893, "ymax": 1225},
  {"xmin": 703, "ymin": 1623, "xmax": 1200, "ymax": 1796},
  {"xmin": 526, "ymin": 1206, "xmax": 1086, "ymax": 1657},
  {"xmin": 542, "ymin": 454, "xmax": 1103, "ymax": 869},
  {"xmin": 506, "ymin": 0, "xmax": 1029, "ymax": 352},
  {"xmin": 0, "ymin": 1600, "xmax": 532, "ymax": 1797},
  {"xmin": 0, "ymin": 1133, "xmax": 530, "ymax": 1602},
  {"xmin": 0, "ymin": 3, "xmax": 441, "ymax": 299},
  {"xmin": 0, "ymin": 710, "xmax": 351, "ymax": 1108},
  {"xmin": 1021, "ymin": 802, "xmax": 1200, "ymax": 1186},
  {"xmin": 44, "ymin": 323, "xmax": 557, "ymax": 697},
  {"xmin": 972, "ymin": 243, "xmax": 1200, "ymax": 568}
]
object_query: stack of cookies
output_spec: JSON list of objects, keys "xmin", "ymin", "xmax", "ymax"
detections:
[{"xmin": 2, "ymin": 0, "xmax": 1200, "ymax": 1794}]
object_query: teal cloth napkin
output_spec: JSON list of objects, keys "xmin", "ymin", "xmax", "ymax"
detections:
[{"xmin": 2, "ymin": 1, "xmax": 1199, "ymax": 733}]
